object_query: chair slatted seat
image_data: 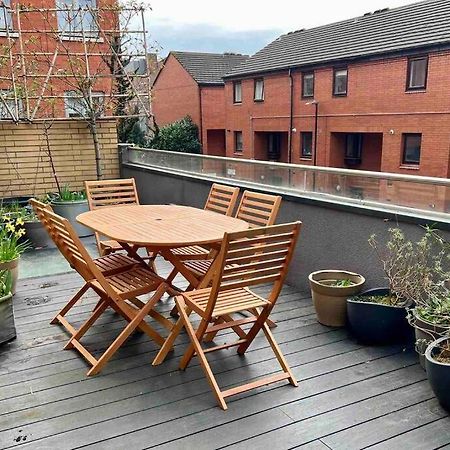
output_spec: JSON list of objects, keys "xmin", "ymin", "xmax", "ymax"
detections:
[
  {"xmin": 85, "ymin": 179, "xmax": 140, "ymax": 256},
  {"xmin": 153, "ymin": 222, "xmax": 302, "ymax": 410},
  {"xmin": 42, "ymin": 208, "xmax": 169, "ymax": 376},
  {"xmin": 177, "ymin": 190, "xmax": 282, "ymax": 285},
  {"xmin": 30, "ymin": 199, "xmax": 140, "ymax": 328}
]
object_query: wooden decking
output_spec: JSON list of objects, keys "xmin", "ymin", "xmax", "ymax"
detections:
[{"xmin": 0, "ymin": 259, "xmax": 449, "ymax": 449}]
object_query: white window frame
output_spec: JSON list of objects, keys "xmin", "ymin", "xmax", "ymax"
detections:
[
  {"xmin": 57, "ymin": 0, "xmax": 98, "ymax": 36},
  {"xmin": 233, "ymin": 81, "xmax": 242, "ymax": 103},
  {"xmin": 254, "ymin": 78, "xmax": 264, "ymax": 101},
  {"xmin": 64, "ymin": 90, "xmax": 104, "ymax": 118}
]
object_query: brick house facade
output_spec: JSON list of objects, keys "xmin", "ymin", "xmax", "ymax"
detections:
[
  {"xmin": 222, "ymin": 0, "xmax": 450, "ymax": 178},
  {"xmin": 152, "ymin": 51, "xmax": 248, "ymax": 155}
]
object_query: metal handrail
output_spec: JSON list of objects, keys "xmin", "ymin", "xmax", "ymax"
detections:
[{"xmin": 129, "ymin": 147, "xmax": 450, "ymax": 186}]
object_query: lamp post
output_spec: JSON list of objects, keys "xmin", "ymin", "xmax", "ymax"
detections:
[
  {"xmin": 306, "ymin": 100, "xmax": 319, "ymax": 192},
  {"xmin": 306, "ymin": 100, "xmax": 319, "ymax": 166}
]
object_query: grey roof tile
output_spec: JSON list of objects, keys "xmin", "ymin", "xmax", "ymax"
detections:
[
  {"xmin": 171, "ymin": 51, "xmax": 249, "ymax": 85},
  {"xmin": 224, "ymin": 0, "xmax": 450, "ymax": 78}
]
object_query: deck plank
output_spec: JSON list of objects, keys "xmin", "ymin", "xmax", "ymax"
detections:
[{"xmin": 0, "ymin": 262, "xmax": 447, "ymax": 449}]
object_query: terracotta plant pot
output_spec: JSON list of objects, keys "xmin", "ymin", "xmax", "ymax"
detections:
[
  {"xmin": 0, "ymin": 257, "xmax": 19, "ymax": 296},
  {"xmin": 414, "ymin": 312, "xmax": 450, "ymax": 370},
  {"xmin": 425, "ymin": 337, "xmax": 450, "ymax": 412},
  {"xmin": 308, "ymin": 270, "xmax": 365, "ymax": 327},
  {"xmin": 347, "ymin": 288, "xmax": 412, "ymax": 345},
  {"xmin": 0, "ymin": 292, "xmax": 16, "ymax": 345},
  {"xmin": 51, "ymin": 199, "xmax": 93, "ymax": 237}
]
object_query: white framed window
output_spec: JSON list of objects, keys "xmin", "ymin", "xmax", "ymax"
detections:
[
  {"xmin": 254, "ymin": 78, "xmax": 264, "ymax": 101},
  {"xmin": 233, "ymin": 81, "xmax": 242, "ymax": 103},
  {"xmin": 0, "ymin": 90, "xmax": 22, "ymax": 120},
  {"xmin": 64, "ymin": 91, "xmax": 104, "ymax": 118},
  {"xmin": 57, "ymin": 0, "xmax": 98, "ymax": 35},
  {"xmin": 0, "ymin": 0, "xmax": 13, "ymax": 31}
]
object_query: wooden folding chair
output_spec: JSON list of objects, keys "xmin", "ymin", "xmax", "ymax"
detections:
[
  {"xmin": 30, "ymin": 198, "xmax": 139, "ymax": 330},
  {"xmin": 153, "ymin": 222, "xmax": 301, "ymax": 410},
  {"xmin": 85, "ymin": 178, "xmax": 140, "ymax": 256},
  {"xmin": 43, "ymin": 209, "xmax": 171, "ymax": 376},
  {"xmin": 165, "ymin": 183, "xmax": 239, "ymax": 285},
  {"xmin": 181, "ymin": 190, "xmax": 282, "ymax": 285}
]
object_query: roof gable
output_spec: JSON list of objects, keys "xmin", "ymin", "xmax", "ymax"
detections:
[{"xmin": 171, "ymin": 51, "xmax": 249, "ymax": 85}]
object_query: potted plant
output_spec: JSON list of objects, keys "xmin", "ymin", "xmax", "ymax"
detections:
[
  {"xmin": 425, "ymin": 335, "xmax": 450, "ymax": 411},
  {"xmin": 347, "ymin": 228, "xmax": 420, "ymax": 345},
  {"xmin": 1, "ymin": 200, "xmax": 53, "ymax": 249},
  {"xmin": 50, "ymin": 185, "xmax": 93, "ymax": 237},
  {"xmin": 0, "ymin": 215, "xmax": 29, "ymax": 295},
  {"xmin": 0, "ymin": 269, "xmax": 16, "ymax": 345},
  {"xmin": 308, "ymin": 270, "xmax": 365, "ymax": 327},
  {"xmin": 406, "ymin": 229, "xmax": 450, "ymax": 368}
]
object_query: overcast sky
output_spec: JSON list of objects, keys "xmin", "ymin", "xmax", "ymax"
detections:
[{"xmin": 145, "ymin": 0, "xmax": 419, "ymax": 56}]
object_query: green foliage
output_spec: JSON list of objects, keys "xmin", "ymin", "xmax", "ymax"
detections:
[
  {"xmin": 118, "ymin": 116, "xmax": 148, "ymax": 147},
  {"xmin": 351, "ymin": 294, "xmax": 400, "ymax": 306},
  {"xmin": 51, "ymin": 185, "xmax": 87, "ymax": 202},
  {"xmin": 0, "ymin": 270, "xmax": 12, "ymax": 297},
  {"xmin": 331, "ymin": 279, "xmax": 354, "ymax": 287},
  {"xmin": 0, "ymin": 216, "xmax": 30, "ymax": 262},
  {"xmin": 0, "ymin": 201, "xmax": 37, "ymax": 223},
  {"xmin": 149, "ymin": 116, "xmax": 202, "ymax": 154},
  {"xmin": 368, "ymin": 228, "xmax": 450, "ymax": 306}
]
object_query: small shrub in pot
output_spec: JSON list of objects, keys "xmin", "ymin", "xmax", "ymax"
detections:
[
  {"xmin": 347, "ymin": 228, "xmax": 426, "ymax": 344},
  {"xmin": 49, "ymin": 185, "xmax": 93, "ymax": 237}
]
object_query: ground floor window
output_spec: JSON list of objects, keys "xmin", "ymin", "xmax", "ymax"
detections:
[
  {"xmin": 402, "ymin": 133, "xmax": 421, "ymax": 165},
  {"xmin": 301, "ymin": 132, "xmax": 313, "ymax": 158},
  {"xmin": 234, "ymin": 131, "xmax": 243, "ymax": 153},
  {"xmin": 345, "ymin": 133, "xmax": 363, "ymax": 164}
]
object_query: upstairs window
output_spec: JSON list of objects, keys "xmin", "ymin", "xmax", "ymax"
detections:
[
  {"xmin": 302, "ymin": 72, "xmax": 314, "ymax": 98},
  {"xmin": 57, "ymin": 0, "xmax": 98, "ymax": 36},
  {"xmin": 64, "ymin": 91, "xmax": 104, "ymax": 118},
  {"xmin": 333, "ymin": 68, "xmax": 348, "ymax": 96},
  {"xmin": 407, "ymin": 56, "xmax": 428, "ymax": 91},
  {"xmin": 233, "ymin": 81, "xmax": 242, "ymax": 103},
  {"xmin": 254, "ymin": 78, "xmax": 264, "ymax": 101},
  {"xmin": 234, "ymin": 131, "xmax": 243, "ymax": 153},
  {"xmin": 301, "ymin": 132, "xmax": 313, "ymax": 158},
  {"xmin": 402, "ymin": 133, "xmax": 421, "ymax": 165},
  {"xmin": 0, "ymin": 0, "xmax": 12, "ymax": 31}
]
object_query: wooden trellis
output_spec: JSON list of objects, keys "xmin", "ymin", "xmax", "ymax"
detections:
[{"xmin": 0, "ymin": 2, "xmax": 154, "ymax": 123}]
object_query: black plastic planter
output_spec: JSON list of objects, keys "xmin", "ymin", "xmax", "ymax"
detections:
[
  {"xmin": 425, "ymin": 337, "xmax": 450, "ymax": 412},
  {"xmin": 347, "ymin": 288, "xmax": 412, "ymax": 345}
]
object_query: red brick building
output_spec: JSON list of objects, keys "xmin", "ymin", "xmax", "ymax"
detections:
[
  {"xmin": 152, "ymin": 51, "xmax": 248, "ymax": 155},
  {"xmin": 221, "ymin": 0, "xmax": 450, "ymax": 178}
]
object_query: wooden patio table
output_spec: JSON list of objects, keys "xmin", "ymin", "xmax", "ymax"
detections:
[{"xmin": 77, "ymin": 204, "xmax": 249, "ymax": 291}]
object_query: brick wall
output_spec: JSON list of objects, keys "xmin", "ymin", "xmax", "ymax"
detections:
[
  {"xmin": 152, "ymin": 55, "xmax": 201, "ymax": 129},
  {"xmin": 223, "ymin": 50, "xmax": 450, "ymax": 177},
  {"xmin": 0, "ymin": 119, "xmax": 119, "ymax": 198}
]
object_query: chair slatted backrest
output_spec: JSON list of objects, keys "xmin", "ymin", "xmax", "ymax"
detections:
[
  {"xmin": 42, "ymin": 210, "xmax": 118, "ymax": 302},
  {"xmin": 235, "ymin": 191, "xmax": 282, "ymax": 228},
  {"xmin": 85, "ymin": 178, "xmax": 140, "ymax": 210},
  {"xmin": 30, "ymin": 199, "xmax": 56, "ymax": 242},
  {"xmin": 204, "ymin": 184, "xmax": 239, "ymax": 216},
  {"xmin": 204, "ymin": 222, "xmax": 301, "ymax": 317}
]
